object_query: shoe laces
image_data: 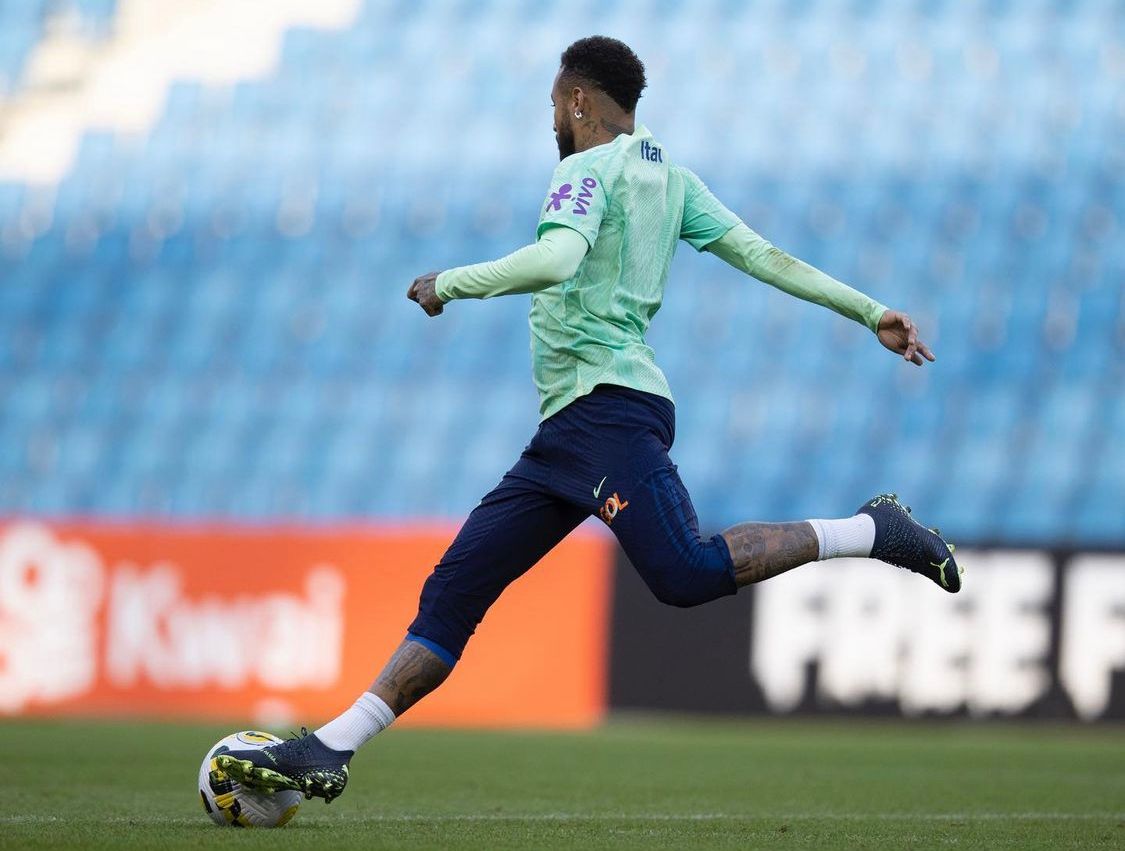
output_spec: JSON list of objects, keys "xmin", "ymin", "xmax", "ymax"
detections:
[
  {"xmin": 273, "ymin": 727, "xmax": 316, "ymax": 759},
  {"xmin": 886, "ymin": 492, "xmax": 943, "ymax": 537}
]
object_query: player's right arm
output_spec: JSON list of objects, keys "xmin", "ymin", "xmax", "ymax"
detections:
[
  {"xmin": 442, "ymin": 227, "xmax": 590, "ymax": 300},
  {"xmin": 407, "ymin": 229, "xmax": 588, "ymax": 316},
  {"xmin": 409, "ymin": 158, "xmax": 607, "ymax": 316},
  {"xmin": 411, "ymin": 157, "xmax": 612, "ymax": 315},
  {"xmin": 680, "ymin": 168, "xmax": 934, "ymax": 365}
]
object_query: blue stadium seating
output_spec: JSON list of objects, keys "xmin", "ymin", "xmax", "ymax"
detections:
[{"xmin": 0, "ymin": 0, "xmax": 1121, "ymax": 544}]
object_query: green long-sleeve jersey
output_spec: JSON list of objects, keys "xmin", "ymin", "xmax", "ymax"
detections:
[{"xmin": 436, "ymin": 125, "xmax": 887, "ymax": 420}]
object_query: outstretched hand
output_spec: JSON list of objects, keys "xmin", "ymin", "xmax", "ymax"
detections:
[
  {"xmin": 877, "ymin": 310, "xmax": 936, "ymax": 366},
  {"xmin": 407, "ymin": 271, "xmax": 445, "ymax": 316}
]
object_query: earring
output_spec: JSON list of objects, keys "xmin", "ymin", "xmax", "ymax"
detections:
[{"xmin": 575, "ymin": 111, "xmax": 583, "ymax": 119}]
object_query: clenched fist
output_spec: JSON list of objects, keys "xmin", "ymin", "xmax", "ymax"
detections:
[{"xmin": 407, "ymin": 271, "xmax": 446, "ymax": 316}]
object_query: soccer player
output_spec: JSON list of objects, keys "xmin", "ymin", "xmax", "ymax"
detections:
[{"xmin": 218, "ymin": 36, "xmax": 961, "ymax": 801}]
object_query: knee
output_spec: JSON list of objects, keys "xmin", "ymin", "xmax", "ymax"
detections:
[
  {"xmin": 634, "ymin": 542, "xmax": 738, "ymax": 607},
  {"xmin": 643, "ymin": 561, "xmax": 729, "ymax": 608},
  {"xmin": 651, "ymin": 583, "xmax": 709, "ymax": 608}
]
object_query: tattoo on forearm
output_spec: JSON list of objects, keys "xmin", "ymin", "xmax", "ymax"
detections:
[
  {"xmin": 371, "ymin": 640, "xmax": 452, "ymax": 716},
  {"xmin": 721, "ymin": 521, "xmax": 819, "ymax": 587}
]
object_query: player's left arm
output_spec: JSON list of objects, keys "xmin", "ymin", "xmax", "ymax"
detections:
[
  {"xmin": 706, "ymin": 223, "xmax": 935, "ymax": 366},
  {"xmin": 407, "ymin": 227, "xmax": 589, "ymax": 316}
]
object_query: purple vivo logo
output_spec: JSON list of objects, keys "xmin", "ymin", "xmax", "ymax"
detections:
[
  {"xmin": 546, "ymin": 177, "xmax": 599, "ymax": 216},
  {"xmin": 572, "ymin": 177, "xmax": 597, "ymax": 216}
]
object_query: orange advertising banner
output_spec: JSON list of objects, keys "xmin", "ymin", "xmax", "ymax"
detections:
[{"xmin": 0, "ymin": 521, "xmax": 613, "ymax": 728}]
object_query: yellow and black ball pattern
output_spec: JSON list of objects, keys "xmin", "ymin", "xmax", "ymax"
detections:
[{"xmin": 197, "ymin": 731, "xmax": 301, "ymax": 828}]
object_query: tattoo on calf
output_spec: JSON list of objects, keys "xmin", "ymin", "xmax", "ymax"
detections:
[
  {"xmin": 372, "ymin": 640, "xmax": 452, "ymax": 716},
  {"xmin": 721, "ymin": 521, "xmax": 819, "ymax": 586}
]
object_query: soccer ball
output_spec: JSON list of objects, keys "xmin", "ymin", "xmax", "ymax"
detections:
[{"xmin": 198, "ymin": 731, "xmax": 302, "ymax": 828}]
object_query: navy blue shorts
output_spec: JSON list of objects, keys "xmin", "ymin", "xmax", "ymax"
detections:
[{"xmin": 407, "ymin": 384, "xmax": 737, "ymax": 663}]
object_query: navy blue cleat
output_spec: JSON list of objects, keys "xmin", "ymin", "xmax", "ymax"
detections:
[
  {"xmin": 858, "ymin": 493, "xmax": 963, "ymax": 593},
  {"xmin": 215, "ymin": 728, "xmax": 353, "ymax": 803}
]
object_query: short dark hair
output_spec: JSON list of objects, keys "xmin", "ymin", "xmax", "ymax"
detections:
[{"xmin": 559, "ymin": 36, "xmax": 647, "ymax": 113}]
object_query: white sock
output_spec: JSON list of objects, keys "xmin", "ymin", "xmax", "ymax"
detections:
[
  {"xmin": 808, "ymin": 515, "xmax": 876, "ymax": 561},
  {"xmin": 314, "ymin": 692, "xmax": 396, "ymax": 752}
]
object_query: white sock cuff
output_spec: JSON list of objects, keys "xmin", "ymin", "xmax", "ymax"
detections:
[
  {"xmin": 808, "ymin": 514, "xmax": 875, "ymax": 561},
  {"xmin": 358, "ymin": 692, "xmax": 396, "ymax": 728},
  {"xmin": 314, "ymin": 692, "xmax": 396, "ymax": 752},
  {"xmin": 809, "ymin": 518, "xmax": 829, "ymax": 560}
]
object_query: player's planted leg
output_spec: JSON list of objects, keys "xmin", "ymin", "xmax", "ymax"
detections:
[
  {"xmin": 218, "ymin": 466, "xmax": 583, "ymax": 802},
  {"xmin": 367, "ymin": 638, "xmax": 453, "ymax": 715},
  {"xmin": 214, "ymin": 728, "xmax": 355, "ymax": 803},
  {"xmin": 216, "ymin": 640, "xmax": 450, "ymax": 803}
]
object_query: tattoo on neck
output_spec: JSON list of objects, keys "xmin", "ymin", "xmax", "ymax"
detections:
[{"xmin": 600, "ymin": 118, "xmax": 632, "ymax": 137}]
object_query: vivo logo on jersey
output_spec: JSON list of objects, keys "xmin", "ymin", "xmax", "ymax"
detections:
[
  {"xmin": 640, "ymin": 140, "xmax": 663, "ymax": 163},
  {"xmin": 546, "ymin": 177, "xmax": 598, "ymax": 216},
  {"xmin": 571, "ymin": 177, "xmax": 598, "ymax": 216}
]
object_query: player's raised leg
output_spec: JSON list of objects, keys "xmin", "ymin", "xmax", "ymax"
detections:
[
  {"xmin": 595, "ymin": 391, "xmax": 960, "ymax": 603},
  {"xmin": 618, "ymin": 475, "xmax": 960, "ymax": 598},
  {"xmin": 217, "ymin": 466, "xmax": 588, "ymax": 802},
  {"xmin": 720, "ymin": 492, "xmax": 960, "ymax": 591}
]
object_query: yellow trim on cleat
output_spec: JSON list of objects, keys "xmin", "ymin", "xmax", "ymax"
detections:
[
  {"xmin": 214, "ymin": 755, "xmax": 301, "ymax": 793},
  {"xmin": 932, "ymin": 557, "xmax": 951, "ymax": 588},
  {"xmin": 214, "ymin": 752, "xmax": 350, "ymax": 804}
]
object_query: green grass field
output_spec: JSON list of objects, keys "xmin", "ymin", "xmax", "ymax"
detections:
[{"xmin": 1, "ymin": 717, "xmax": 1122, "ymax": 850}]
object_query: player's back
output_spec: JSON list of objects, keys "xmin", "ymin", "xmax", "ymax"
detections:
[{"xmin": 530, "ymin": 125, "xmax": 738, "ymax": 420}]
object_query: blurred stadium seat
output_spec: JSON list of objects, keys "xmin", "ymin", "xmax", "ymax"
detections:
[{"xmin": 0, "ymin": 0, "xmax": 1121, "ymax": 544}]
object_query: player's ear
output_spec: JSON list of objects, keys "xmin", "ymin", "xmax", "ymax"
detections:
[{"xmin": 570, "ymin": 86, "xmax": 586, "ymax": 119}]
